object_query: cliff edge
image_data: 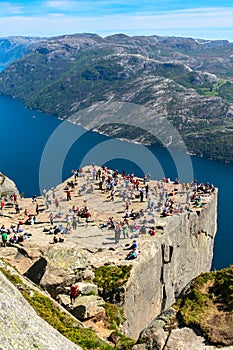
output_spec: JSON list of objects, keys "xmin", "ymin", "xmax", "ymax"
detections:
[{"xmin": 0, "ymin": 165, "xmax": 218, "ymax": 348}]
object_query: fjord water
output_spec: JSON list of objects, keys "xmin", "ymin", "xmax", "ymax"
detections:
[{"xmin": 0, "ymin": 94, "xmax": 232, "ymax": 270}]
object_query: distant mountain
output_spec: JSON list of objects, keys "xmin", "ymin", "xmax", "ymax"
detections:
[
  {"xmin": 0, "ymin": 33, "xmax": 233, "ymax": 162},
  {"xmin": 0, "ymin": 36, "xmax": 44, "ymax": 71}
]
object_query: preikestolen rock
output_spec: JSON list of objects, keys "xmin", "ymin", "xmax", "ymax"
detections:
[{"xmin": 71, "ymin": 295, "xmax": 105, "ymax": 320}]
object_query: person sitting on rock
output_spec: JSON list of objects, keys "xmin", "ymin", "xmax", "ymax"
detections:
[
  {"xmin": 139, "ymin": 224, "xmax": 147, "ymax": 234},
  {"xmin": 149, "ymin": 227, "xmax": 156, "ymax": 236},
  {"xmin": 125, "ymin": 248, "xmax": 138, "ymax": 260},
  {"xmin": 125, "ymin": 239, "xmax": 138, "ymax": 250},
  {"xmin": 70, "ymin": 283, "xmax": 80, "ymax": 305}
]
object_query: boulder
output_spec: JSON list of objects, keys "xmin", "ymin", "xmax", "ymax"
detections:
[
  {"xmin": 70, "ymin": 295, "xmax": 105, "ymax": 320},
  {"xmin": 57, "ymin": 294, "xmax": 71, "ymax": 307},
  {"xmin": 24, "ymin": 247, "xmax": 88, "ymax": 297},
  {"xmin": 165, "ymin": 328, "xmax": 233, "ymax": 350},
  {"xmin": 78, "ymin": 282, "xmax": 98, "ymax": 295}
]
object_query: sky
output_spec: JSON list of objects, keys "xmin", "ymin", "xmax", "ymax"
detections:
[{"xmin": 0, "ymin": 0, "xmax": 233, "ymax": 41}]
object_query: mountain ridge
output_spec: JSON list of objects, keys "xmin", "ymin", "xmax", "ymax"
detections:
[{"xmin": 1, "ymin": 33, "xmax": 233, "ymax": 161}]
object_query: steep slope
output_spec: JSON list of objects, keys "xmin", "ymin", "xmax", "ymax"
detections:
[
  {"xmin": 0, "ymin": 34, "xmax": 233, "ymax": 161},
  {"xmin": 0, "ymin": 264, "xmax": 82, "ymax": 350},
  {"xmin": 0, "ymin": 36, "xmax": 44, "ymax": 71}
]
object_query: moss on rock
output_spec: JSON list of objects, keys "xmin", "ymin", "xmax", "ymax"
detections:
[{"xmin": 93, "ymin": 265, "xmax": 132, "ymax": 291}]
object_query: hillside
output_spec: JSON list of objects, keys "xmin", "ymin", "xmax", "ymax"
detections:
[
  {"xmin": 1, "ymin": 33, "xmax": 233, "ymax": 161},
  {"xmin": 0, "ymin": 36, "xmax": 43, "ymax": 71}
]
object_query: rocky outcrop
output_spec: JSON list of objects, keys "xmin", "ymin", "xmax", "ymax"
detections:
[
  {"xmin": 0, "ymin": 167, "xmax": 217, "ymax": 347},
  {"xmin": 134, "ymin": 309, "xmax": 233, "ymax": 350},
  {"xmin": 0, "ymin": 172, "xmax": 19, "ymax": 197},
  {"xmin": 0, "ymin": 268, "xmax": 82, "ymax": 350},
  {"xmin": 70, "ymin": 295, "xmax": 105, "ymax": 320},
  {"xmin": 22, "ymin": 189, "xmax": 218, "ymax": 340},
  {"xmin": 24, "ymin": 246, "xmax": 89, "ymax": 297},
  {"xmin": 122, "ymin": 190, "xmax": 218, "ymax": 339},
  {"xmin": 134, "ymin": 305, "xmax": 233, "ymax": 350}
]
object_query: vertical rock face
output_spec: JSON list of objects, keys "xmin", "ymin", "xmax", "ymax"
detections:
[{"xmin": 123, "ymin": 191, "xmax": 218, "ymax": 339}]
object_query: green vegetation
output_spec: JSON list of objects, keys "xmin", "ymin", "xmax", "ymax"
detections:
[
  {"xmin": 1, "ymin": 34, "xmax": 233, "ymax": 162},
  {"xmin": 177, "ymin": 266, "xmax": 233, "ymax": 346},
  {"xmin": 0, "ymin": 267, "xmax": 113, "ymax": 350},
  {"xmin": 218, "ymin": 81, "xmax": 233, "ymax": 102},
  {"xmin": 93, "ymin": 265, "xmax": 132, "ymax": 291},
  {"xmin": 0, "ymin": 265, "xmax": 136, "ymax": 349},
  {"xmin": 104, "ymin": 303, "xmax": 125, "ymax": 330},
  {"xmin": 104, "ymin": 303, "xmax": 136, "ymax": 349}
]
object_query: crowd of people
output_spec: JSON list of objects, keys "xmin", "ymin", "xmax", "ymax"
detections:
[{"xmin": 1, "ymin": 165, "xmax": 215, "ymax": 253}]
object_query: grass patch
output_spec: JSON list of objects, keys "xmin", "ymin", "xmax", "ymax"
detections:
[
  {"xmin": 94, "ymin": 265, "xmax": 132, "ymax": 291},
  {"xmin": 104, "ymin": 303, "xmax": 125, "ymax": 330},
  {"xmin": 178, "ymin": 266, "xmax": 233, "ymax": 346},
  {"xmin": 104, "ymin": 303, "xmax": 136, "ymax": 349}
]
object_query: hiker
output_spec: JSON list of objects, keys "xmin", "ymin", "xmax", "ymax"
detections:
[
  {"xmin": 66, "ymin": 189, "xmax": 71, "ymax": 201},
  {"xmin": 139, "ymin": 224, "xmax": 147, "ymax": 234},
  {"xmin": 55, "ymin": 198, "xmax": 60, "ymax": 208},
  {"xmin": 122, "ymin": 223, "xmax": 129, "ymax": 239},
  {"xmin": 13, "ymin": 193, "xmax": 17, "ymax": 204},
  {"xmin": 72, "ymin": 214, "xmax": 78, "ymax": 230},
  {"xmin": 49, "ymin": 212, "xmax": 55, "ymax": 225},
  {"xmin": 70, "ymin": 284, "xmax": 80, "ymax": 305},
  {"xmin": 85, "ymin": 211, "xmax": 91, "ymax": 227},
  {"xmin": 1, "ymin": 232, "xmax": 8, "ymax": 247},
  {"xmin": 15, "ymin": 203, "xmax": 20, "ymax": 214},
  {"xmin": 36, "ymin": 203, "xmax": 39, "ymax": 215}
]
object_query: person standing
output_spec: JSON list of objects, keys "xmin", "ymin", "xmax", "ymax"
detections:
[
  {"xmin": 66, "ymin": 189, "xmax": 71, "ymax": 201},
  {"xmin": 72, "ymin": 214, "xmax": 78, "ymax": 230},
  {"xmin": 85, "ymin": 211, "xmax": 91, "ymax": 227},
  {"xmin": 0, "ymin": 201, "xmax": 5, "ymax": 211},
  {"xmin": 70, "ymin": 284, "xmax": 80, "ymax": 305},
  {"xmin": 49, "ymin": 212, "xmax": 55, "ymax": 225},
  {"xmin": 1, "ymin": 232, "xmax": 8, "ymax": 247},
  {"xmin": 13, "ymin": 193, "xmax": 17, "ymax": 204}
]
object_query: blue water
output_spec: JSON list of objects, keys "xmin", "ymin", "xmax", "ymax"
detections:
[{"xmin": 0, "ymin": 94, "xmax": 232, "ymax": 270}]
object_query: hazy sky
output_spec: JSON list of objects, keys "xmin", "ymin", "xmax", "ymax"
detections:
[{"xmin": 1, "ymin": 0, "xmax": 233, "ymax": 41}]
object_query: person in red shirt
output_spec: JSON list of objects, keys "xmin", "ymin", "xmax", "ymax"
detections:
[
  {"xmin": 149, "ymin": 227, "xmax": 156, "ymax": 236},
  {"xmin": 85, "ymin": 211, "xmax": 91, "ymax": 227},
  {"xmin": 1, "ymin": 201, "xmax": 5, "ymax": 210},
  {"xmin": 66, "ymin": 189, "xmax": 71, "ymax": 201},
  {"xmin": 13, "ymin": 193, "xmax": 17, "ymax": 203},
  {"xmin": 70, "ymin": 284, "xmax": 80, "ymax": 305}
]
